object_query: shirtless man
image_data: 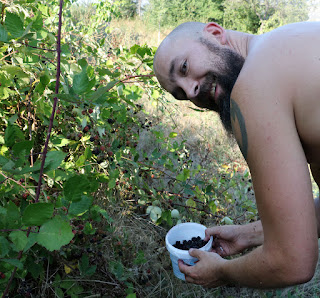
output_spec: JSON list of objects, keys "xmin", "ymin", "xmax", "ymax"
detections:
[{"xmin": 153, "ymin": 21, "xmax": 320, "ymax": 288}]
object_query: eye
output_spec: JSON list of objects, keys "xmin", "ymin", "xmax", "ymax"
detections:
[{"xmin": 180, "ymin": 60, "xmax": 188, "ymax": 75}]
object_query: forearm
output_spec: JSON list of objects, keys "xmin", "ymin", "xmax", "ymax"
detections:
[
  {"xmin": 242, "ymin": 220, "xmax": 264, "ymax": 248},
  {"xmin": 219, "ymin": 245, "xmax": 311, "ymax": 288}
]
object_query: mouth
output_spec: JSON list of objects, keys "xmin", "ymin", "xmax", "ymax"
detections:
[{"xmin": 210, "ymin": 81, "xmax": 217, "ymax": 103}]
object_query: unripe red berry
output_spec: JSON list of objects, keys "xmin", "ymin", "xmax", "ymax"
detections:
[
  {"xmin": 100, "ymin": 145, "xmax": 105, "ymax": 152},
  {"xmin": 88, "ymin": 108, "xmax": 93, "ymax": 114},
  {"xmin": 82, "ymin": 110, "xmax": 86, "ymax": 115},
  {"xmin": 22, "ymin": 193, "xmax": 28, "ymax": 199},
  {"xmin": 107, "ymin": 151, "xmax": 113, "ymax": 157}
]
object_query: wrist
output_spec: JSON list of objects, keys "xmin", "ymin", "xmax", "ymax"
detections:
[{"xmin": 241, "ymin": 221, "xmax": 264, "ymax": 248}]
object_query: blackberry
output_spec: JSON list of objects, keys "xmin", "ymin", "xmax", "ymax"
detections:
[{"xmin": 173, "ymin": 236, "xmax": 208, "ymax": 250}]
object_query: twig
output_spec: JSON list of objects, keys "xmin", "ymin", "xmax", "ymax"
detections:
[
  {"xmin": 35, "ymin": 0, "xmax": 63, "ymax": 203},
  {"xmin": 25, "ymin": 44, "xmax": 55, "ymax": 52},
  {"xmin": 0, "ymin": 50, "xmax": 18, "ymax": 61}
]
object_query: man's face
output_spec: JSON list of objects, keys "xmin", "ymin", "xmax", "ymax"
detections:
[{"xmin": 154, "ymin": 36, "xmax": 244, "ymax": 133}]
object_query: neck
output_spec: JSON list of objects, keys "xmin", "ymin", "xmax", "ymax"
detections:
[{"xmin": 225, "ymin": 29, "xmax": 255, "ymax": 58}]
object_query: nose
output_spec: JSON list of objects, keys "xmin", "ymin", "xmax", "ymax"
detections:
[
  {"xmin": 188, "ymin": 81, "xmax": 200, "ymax": 99},
  {"xmin": 181, "ymin": 79, "xmax": 200, "ymax": 99}
]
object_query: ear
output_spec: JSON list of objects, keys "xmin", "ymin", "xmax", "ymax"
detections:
[{"xmin": 203, "ymin": 22, "xmax": 227, "ymax": 45}]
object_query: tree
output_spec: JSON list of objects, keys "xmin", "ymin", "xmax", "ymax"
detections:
[
  {"xmin": 143, "ymin": 0, "xmax": 224, "ymax": 29},
  {"xmin": 223, "ymin": 0, "xmax": 309, "ymax": 34},
  {"xmin": 117, "ymin": 0, "xmax": 138, "ymax": 18}
]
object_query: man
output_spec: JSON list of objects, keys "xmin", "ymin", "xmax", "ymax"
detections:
[{"xmin": 153, "ymin": 21, "xmax": 320, "ymax": 288}]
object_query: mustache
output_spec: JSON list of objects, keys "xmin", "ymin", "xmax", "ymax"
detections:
[{"xmin": 193, "ymin": 72, "xmax": 219, "ymax": 111}]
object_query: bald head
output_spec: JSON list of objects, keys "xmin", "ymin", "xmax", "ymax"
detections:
[{"xmin": 154, "ymin": 22, "xmax": 206, "ymax": 74}]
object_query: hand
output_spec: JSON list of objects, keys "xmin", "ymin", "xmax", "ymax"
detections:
[
  {"xmin": 204, "ymin": 223, "xmax": 263, "ymax": 257},
  {"xmin": 178, "ymin": 249, "xmax": 227, "ymax": 287}
]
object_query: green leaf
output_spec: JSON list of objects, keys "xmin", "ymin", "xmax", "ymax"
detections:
[
  {"xmin": 0, "ymin": 24, "xmax": 8, "ymax": 42},
  {"xmin": 25, "ymin": 255, "xmax": 43, "ymax": 278},
  {"xmin": 108, "ymin": 178, "xmax": 116, "ymax": 189},
  {"xmin": 73, "ymin": 67, "xmax": 89, "ymax": 94},
  {"xmin": 4, "ymin": 123, "xmax": 25, "ymax": 147},
  {"xmin": 68, "ymin": 195, "xmax": 93, "ymax": 216},
  {"xmin": 5, "ymin": 12, "xmax": 24, "ymax": 38},
  {"xmin": 22, "ymin": 203, "xmax": 54, "ymax": 226},
  {"xmin": 63, "ymin": 175, "xmax": 92, "ymax": 202},
  {"xmin": 40, "ymin": 71, "xmax": 50, "ymax": 86},
  {"xmin": 1, "ymin": 258, "xmax": 23, "ymax": 269},
  {"xmin": 208, "ymin": 200, "xmax": 217, "ymax": 214},
  {"xmin": 9, "ymin": 230, "xmax": 28, "ymax": 251},
  {"xmin": 97, "ymin": 207, "xmax": 114, "ymax": 223},
  {"xmin": 0, "ymin": 236, "xmax": 10, "ymax": 257},
  {"xmin": 6, "ymin": 201, "xmax": 21, "ymax": 229},
  {"xmin": 186, "ymin": 198, "xmax": 196, "ymax": 208},
  {"xmin": 221, "ymin": 216, "xmax": 233, "ymax": 225},
  {"xmin": 23, "ymin": 233, "xmax": 38, "ymax": 252},
  {"xmin": 133, "ymin": 250, "xmax": 146, "ymax": 265},
  {"xmin": 12, "ymin": 140, "xmax": 33, "ymax": 158},
  {"xmin": 43, "ymin": 151, "xmax": 67, "ymax": 172},
  {"xmin": 79, "ymin": 254, "xmax": 96, "ymax": 276},
  {"xmin": 176, "ymin": 168, "xmax": 190, "ymax": 182},
  {"xmin": 169, "ymin": 132, "xmax": 178, "ymax": 138},
  {"xmin": 90, "ymin": 80, "xmax": 118, "ymax": 102},
  {"xmin": 37, "ymin": 217, "xmax": 74, "ymax": 251}
]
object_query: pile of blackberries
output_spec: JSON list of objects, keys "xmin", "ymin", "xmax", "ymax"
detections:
[{"xmin": 173, "ymin": 236, "xmax": 208, "ymax": 250}]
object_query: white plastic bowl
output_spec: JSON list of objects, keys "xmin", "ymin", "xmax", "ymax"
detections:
[{"xmin": 165, "ymin": 222, "xmax": 213, "ymax": 280}]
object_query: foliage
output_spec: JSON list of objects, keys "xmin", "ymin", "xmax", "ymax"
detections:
[
  {"xmin": 0, "ymin": 0, "xmax": 257, "ymax": 296},
  {"xmin": 143, "ymin": 0, "xmax": 309, "ymax": 33},
  {"xmin": 223, "ymin": 0, "xmax": 309, "ymax": 33},
  {"xmin": 117, "ymin": 0, "xmax": 139, "ymax": 18},
  {"xmin": 143, "ymin": 0, "xmax": 224, "ymax": 29}
]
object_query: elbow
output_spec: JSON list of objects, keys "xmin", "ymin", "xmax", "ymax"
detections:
[
  {"xmin": 278, "ymin": 251, "xmax": 318, "ymax": 286},
  {"xmin": 265, "ymin": 245, "xmax": 318, "ymax": 287},
  {"xmin": 284, "ymin": 260, "xmax": 317, "ymax": 286}
]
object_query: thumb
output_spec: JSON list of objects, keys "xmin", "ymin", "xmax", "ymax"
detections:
[
  {"xmin": 205, "ymin": 227, "xmax": 219, "ymax": 241},
  {"xmin": 188, "ymin": 248, "xmax": 207, "ymax": 259}
]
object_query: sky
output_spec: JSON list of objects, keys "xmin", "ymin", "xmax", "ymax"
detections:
[{"xmin": 309, "ymin": 0, "xmax": 320, "ymax": 20}]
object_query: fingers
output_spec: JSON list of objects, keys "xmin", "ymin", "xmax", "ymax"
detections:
[
  {"xmin": 188, "ymin": 248, "xmax": 206, "ymax": 259},
  {"xmin": 178, "ymin": 259, "xmax": 191, "ymax": 276},
  {"xmin": 204, "ymin": 226, "xmax": 221, "ymax": 241},
  {"xmin": 204, "ymin": 227, "xmax": 215, "ymax": 240}
]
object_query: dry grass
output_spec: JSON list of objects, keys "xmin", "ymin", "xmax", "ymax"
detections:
[{"xmin": 109, "ymin": 18, "xmax": 169, "ymax": 48}]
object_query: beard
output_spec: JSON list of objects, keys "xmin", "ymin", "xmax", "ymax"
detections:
[{"xmin": 192, "ymin": 38, "xmax": 245, "ymax": 134}]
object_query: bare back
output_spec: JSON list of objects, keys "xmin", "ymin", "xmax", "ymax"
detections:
[{"xmin": 235, "ymin": 22, "xmax": 320, "ymax": 165}]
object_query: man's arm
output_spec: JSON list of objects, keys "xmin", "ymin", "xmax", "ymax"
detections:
[
  {"xmin": 180, "ymin": 57, "xmax": 319, "ymax": 288},
  {"xmin": 220, "ymin": 65, "xmax": 319, "ymax": 287}
]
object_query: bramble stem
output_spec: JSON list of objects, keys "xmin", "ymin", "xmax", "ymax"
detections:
[{"xmin": 35, "ymin": 0, "xmax": 63, "ymax": 203}]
